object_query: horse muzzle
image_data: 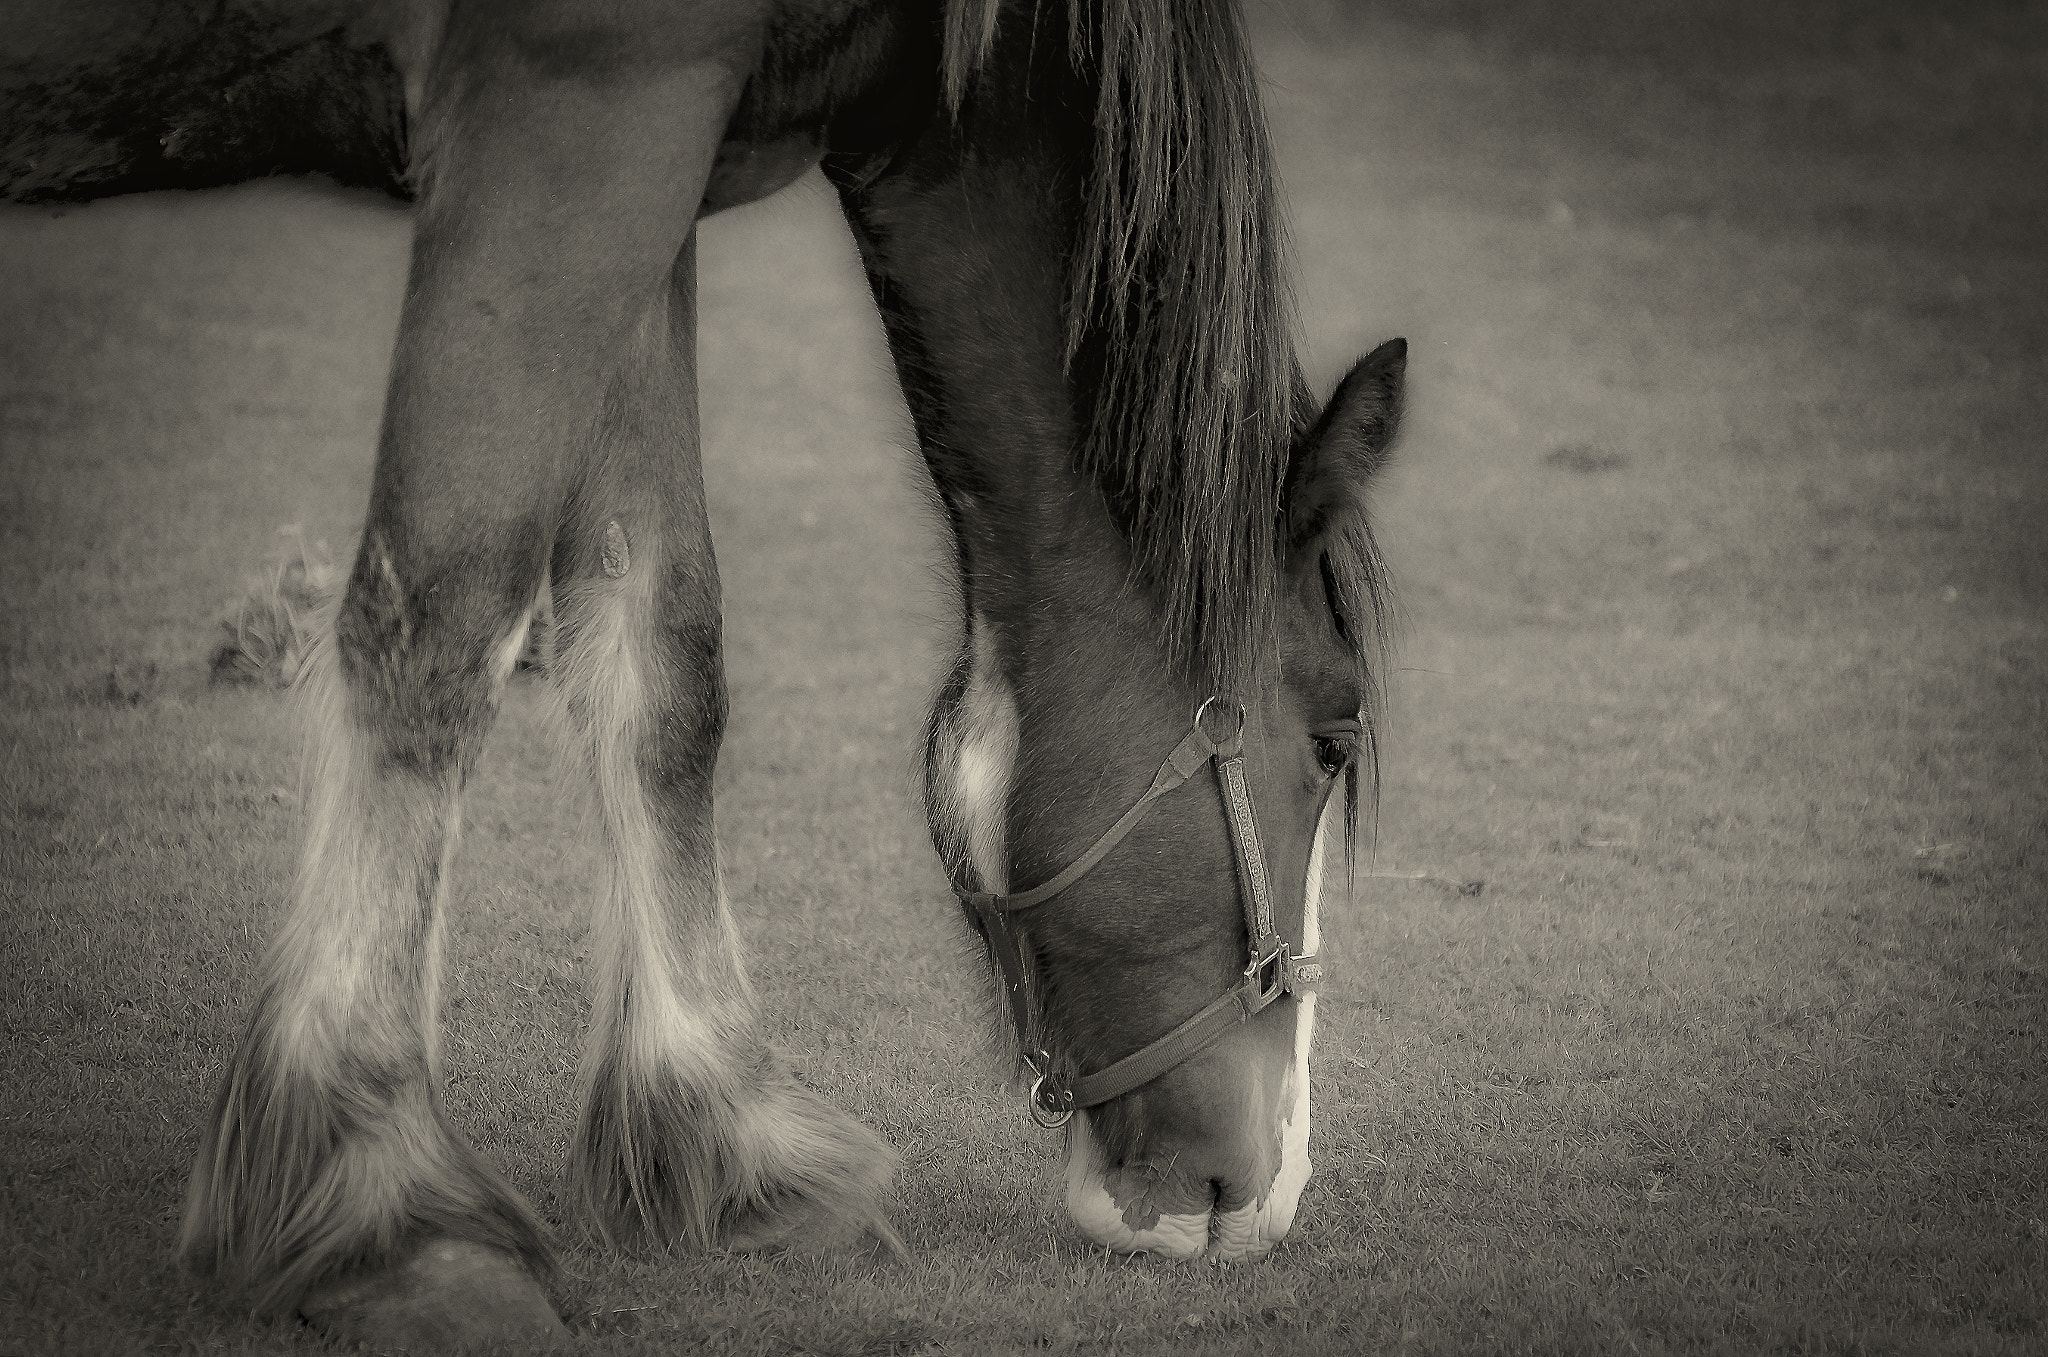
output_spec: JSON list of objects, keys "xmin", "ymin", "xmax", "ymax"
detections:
[
  {"xmin": 1057, "ymin": 993, "xmax": 1318, "ymax": 1262},
  {"xmin": 1061, "ymin": 1112, "xmax": 1307, "ymax": 1261}
]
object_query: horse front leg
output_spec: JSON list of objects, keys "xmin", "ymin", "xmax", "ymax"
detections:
[
  {"xmin": 550, "ymin": 238, "xmax": 897, "ymax": 1258},
  {"xmin": 177, "ymin": 11, "xmax": 894, "ymax": 1347},
  {"xmin": 177, "ymin": 451, "xmax": 560, "ymax": 1345}
]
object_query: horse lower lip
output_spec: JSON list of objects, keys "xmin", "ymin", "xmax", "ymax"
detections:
[
  {"xmin": 1062, "ymin": 1201, "xmax": 1283, "ymax": 1262},
  {"xmin": 1062, "ymin": 1111, "xmax": 1292, "ymax": 1260},
  {"xmin": 1204, "ymin": 1201, "xmax": 1278, "ymax": 1261}
]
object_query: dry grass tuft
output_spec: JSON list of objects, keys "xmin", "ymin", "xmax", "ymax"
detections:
[
  {"xmin": 209, "ymin": 525, "xmax": 336, "ymax": 688},
  {"xmin": 1544, "ymin": 441, "xmax": 1630, "ymax": 473}
]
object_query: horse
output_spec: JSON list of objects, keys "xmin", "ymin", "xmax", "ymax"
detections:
[{"xmin": 3, "ymin": 0, "xmax": 1405, "ymax": 1347}]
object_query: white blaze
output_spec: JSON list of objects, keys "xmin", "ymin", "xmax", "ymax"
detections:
[{"xmin": 1255, "ymin": 788, "xmax": 1338, "ymax": 1246}]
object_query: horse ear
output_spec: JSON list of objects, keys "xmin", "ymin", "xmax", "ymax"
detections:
[{"xmin": 1282, "ymin": 337, "xmax": 1406, "ymax": 554}]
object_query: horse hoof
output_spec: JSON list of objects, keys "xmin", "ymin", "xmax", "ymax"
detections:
[
  {"xmin": 720, "ymin": 1205, "xmax": 857, "ymax": 1255},
  {"xmin": 720, "ymin": 1197, "xmax": 906, "ymax": 1261},
  {"xmin": 299, "ymin": 1238, "xmax": 567, "ymax": 1353}
]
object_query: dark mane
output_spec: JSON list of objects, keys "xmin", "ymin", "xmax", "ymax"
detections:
[
  {"xmin": 946, "ymin": 0, "xmax": 1302, "ymax": 698},
  {"xmin": 1319, "ymin": 495, "xmax": 1397, "ymax": 867}
]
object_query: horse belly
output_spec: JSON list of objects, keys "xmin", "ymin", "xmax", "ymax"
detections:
[
  {"xmin": 0, "ymin": 0, "xmax": 406, "ymax": 202},
  {"xmin": 700, "ymin": 0, "xmax": 926, "ymax": 216}
]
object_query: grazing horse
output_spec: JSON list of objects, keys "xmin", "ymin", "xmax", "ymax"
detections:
[{"xmin": 4, "ymin": 0, "xmax": 1405, "ymax": 1347}]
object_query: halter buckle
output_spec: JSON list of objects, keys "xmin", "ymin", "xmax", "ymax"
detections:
[{"xmin": 1244, "ymin": 936, "xmax": 1293, "ymax": 1013}]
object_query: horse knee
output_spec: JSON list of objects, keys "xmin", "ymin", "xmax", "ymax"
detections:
[{"xmin": 331, "ymin": 528, "xmax": 544, "ymax": 775}]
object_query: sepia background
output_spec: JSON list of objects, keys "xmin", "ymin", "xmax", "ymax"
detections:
[{"xmin": 3, "ymin": 0, "xmax": 2042, "ymax": 1351}]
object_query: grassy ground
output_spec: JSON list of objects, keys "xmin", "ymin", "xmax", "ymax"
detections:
[{"xmin": 3, "ymin": 3, "xmax": 2044, "ymax": 1353}]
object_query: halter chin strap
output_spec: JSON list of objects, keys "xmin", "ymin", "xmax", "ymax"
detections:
[{"xmin": 953, "ymin": 698, "xmax": 1326, "ymax": 1129}]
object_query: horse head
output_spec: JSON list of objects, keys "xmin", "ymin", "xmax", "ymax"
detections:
[{"xmin": 927, "ymin": 339, "xmax": 1405, "ymax": 1260}]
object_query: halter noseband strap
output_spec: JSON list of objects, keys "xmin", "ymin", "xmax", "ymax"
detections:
[{"xmin": 952, "ymin": 698, "xmax": 1325, "ymax": 1129}]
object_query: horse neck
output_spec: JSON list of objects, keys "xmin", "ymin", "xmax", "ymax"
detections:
[
  {"xmin": 890, "ymin": 226, "xmax": 1171, "ymax": 710},
  {"xmin": 952, "ymin": 452, "xmax": 1154, "ymax": 680},
  {"xmin": 836, "ymin": 74, "xmax": 1175, "ymax": 710}
]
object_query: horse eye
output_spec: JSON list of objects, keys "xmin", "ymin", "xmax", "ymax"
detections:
[{"xmin": 1314, "ymin": 736, "xmax": 1351, "ymax": 777}]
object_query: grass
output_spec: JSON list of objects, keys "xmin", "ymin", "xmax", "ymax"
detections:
[{"xmin": 2, "ymin": 3, "xmax": 2044, "ymax": 1353}]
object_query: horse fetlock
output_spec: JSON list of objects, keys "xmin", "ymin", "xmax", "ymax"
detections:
[
  {"xmin": 715, "ymin": 1073, "xmax": 903, "ymax": 1258},
  {"xmin": 183, "ymin": 1035, "xmax": 550, "ymax": 1316},
  {"xmin": 573, "ymin": 1043, "xmax": 899, "ymax": 1258}
]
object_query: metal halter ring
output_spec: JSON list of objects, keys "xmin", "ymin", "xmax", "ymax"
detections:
[
  {"xmin": 1193, "ymin": 695, "xmax": 1247, "ymax": 746},
  {"xmin": 1024, "ymin": 1050, "xmax": 1073, "ymax": 1130},
  {"xmin": 1029, "ymin": 1075, "xmax": 1074, "ymax": 1130}
]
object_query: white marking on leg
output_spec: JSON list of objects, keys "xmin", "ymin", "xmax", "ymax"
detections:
[
  {"xmin": 272, "ymin": 637, "xmax": 452, "ymax": 1079},
  {"xmin": 554, "ymin": 565, "xmax": 897, "ymax": 1253},
  {"xmin": 489, "ymin": 601, "xmax": 537, "ymax": 692},
  {"xmin": 553, "ymin": 581, "xmax": 742, "ymax": 1090},
  {"xmin": 274, "ymin": 602, "xmax": 536, "ymax": 1073}
]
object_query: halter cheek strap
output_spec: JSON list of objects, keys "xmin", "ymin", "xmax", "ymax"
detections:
[{"xmin": 952, "ymin": 700, "xmax": 1325, "ymax": 1128}]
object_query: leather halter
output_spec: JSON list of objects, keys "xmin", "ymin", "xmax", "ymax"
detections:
[{"xmin": 953, "ymin": 697, "xmax": 1326, "ymax": 1129}]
